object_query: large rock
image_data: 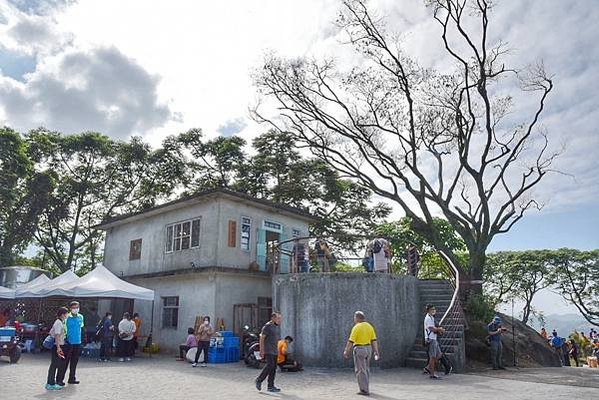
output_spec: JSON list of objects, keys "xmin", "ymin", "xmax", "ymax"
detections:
[{"xmin": 466, "ymin": 313, "xmax": 561, "ymax": 367}]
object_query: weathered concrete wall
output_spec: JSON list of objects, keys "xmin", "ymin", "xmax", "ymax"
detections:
[
  {"xmin": 103, "ymin": 196, "xmax": 310, "ymax": 277},
  {"xmin": 126, "ymin": 271, "xmax": 271, "ymax": 352},
  {"xmin": 273, "ymin": 273, "xmax": 420, "ymax": 368}
]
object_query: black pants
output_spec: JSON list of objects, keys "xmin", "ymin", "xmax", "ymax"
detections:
[
  {"xmin": 57, "ymin": 343, "xmax": 81, "ymax": 383},
  {"xmin": 117, "ymin": 338, "xmax": 134, "ymax": 357},
  {"xmin": 256, "ymin": 354, "xmax": 277, "ymax": 388},
  {"xmin": 46, "ymin": 346, "xmax": 65, "ymax": 385},
  {"xmin": 194, "ymin": 340, "xmax": 210, "ymax": 363},
  {"xmin": 99, "ymin": 336, "xmax": 113, "ymax": 360}
]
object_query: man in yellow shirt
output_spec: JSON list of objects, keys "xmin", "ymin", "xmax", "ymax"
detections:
[{"xmin": 343, "ymin": 311, "xmax": 380, "ymax": 396}]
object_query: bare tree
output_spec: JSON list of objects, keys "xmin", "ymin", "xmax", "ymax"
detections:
[{"xmin": 253, "ymin": 0, "xmax": 559, "ymax": 294}]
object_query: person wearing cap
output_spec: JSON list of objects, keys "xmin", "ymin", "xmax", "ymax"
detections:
[
  {"xmin": 343, "ymin": 311, "xmax": 380, "ymax": 396},
  {"xmin": 424, "ymin": 304, "xmax": 445, "ymax": 379},
  {"xmin": 487, "ymin": 315, "xmax": 507, "ymax": 370},
  {"xmin": 57, "ymin": 301, "xmax": 85, "ymax": 385}
]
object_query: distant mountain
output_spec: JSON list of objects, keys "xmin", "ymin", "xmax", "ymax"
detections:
[{"xmin": 528, "ymin": 313, "xmax": 595, "ymax": 337}]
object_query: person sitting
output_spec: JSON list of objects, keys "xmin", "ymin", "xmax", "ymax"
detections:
[
  {"xmin": 277, "ymin": 336, "xmax": 302, "ymax": 372},
  {"xmin": 178, "ymin": 328, "xmax": 197, "ymax": 361}
]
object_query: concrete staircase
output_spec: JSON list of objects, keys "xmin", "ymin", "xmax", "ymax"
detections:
[{"xmin": 404, "ymin": 280, "xmax": 466, "ymax": 372}]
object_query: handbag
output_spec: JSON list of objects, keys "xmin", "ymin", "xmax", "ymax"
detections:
[{"xmin": 42, "ymin": 335, "xmax": 55, "ymax": 350}]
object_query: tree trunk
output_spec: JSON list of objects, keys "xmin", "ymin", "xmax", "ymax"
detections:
[{"xmin": 461, "ymin": 250, "xmax": 485, "ymax": 298}]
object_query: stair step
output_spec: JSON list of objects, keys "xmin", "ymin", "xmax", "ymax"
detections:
[
  {"xmin": 411, "ymin": 344, "xmax": 459, "ymax": 353},
  {"xmin": 405, "ymin": 357, "xmax": 428, "ymax": 369}
]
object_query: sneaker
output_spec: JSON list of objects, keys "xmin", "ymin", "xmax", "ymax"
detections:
[
  {"xmin": 267, "ymin": 387, "xmax": 281, "ymax": 393},
  {"xmin": 255, "ymin": 379, "xmax": 262, "ymax": 391},
  {"xmin": 192, "ymin": 363, "xmax": 198, "ymax": 367},
  {"xmin": 45, "ymin": 384, "xmax": 62, "ymax": 390},
  {"xmin": 119, "ymin": 358, "xmax": 125, "ymax": 362},
  {"xmin": 430, "ymin": 375, "xmax": 442, "ymax": 380},
  {"xmin": 68, "ymin": 380, "xmax": 80, "ymax": 384},
  {"xmin": 200, "ymin": 363, "xmax": 207, "ymax": 367},
  {"xmin": 357, "ymin": 391, "xmax": 370, "ymax": 396},
  {"xmin": 423, "ymin": 367, "xmax": 431, "ymax": 375},
  {"xmin": 445, "ymin": 366, "xmax": 453, "ymax": 375},
  {"xmin": 125, "ymin": 357, "xmax": 132, "ymax": 361},
  {"xmin": 56, "ymin": 382, "xmax": 65, "ymax": 387}
]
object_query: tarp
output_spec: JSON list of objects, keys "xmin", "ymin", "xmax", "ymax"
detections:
[
  {"xmin": 14, "ymin": 274, "xmax": 51, "ymax": 297},
  {"xmin": 0, "ymin": 285, "xmax": 15, "ymax": 299},
  {"xmin": 72, "ymin": 265, "xmax": 154, "ymax": 301},
  {"xmin": 17, "ymin": 270, "xmax": 80, "ymax": 298}
]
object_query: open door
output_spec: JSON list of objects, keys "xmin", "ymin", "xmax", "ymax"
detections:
[
  {"xmin": 279, "ymin": 234, "xmax": 290, "ymax": 274},
  {"xmin": 257, "ymin": 228, "xmax": 267, "ymax": 271}
]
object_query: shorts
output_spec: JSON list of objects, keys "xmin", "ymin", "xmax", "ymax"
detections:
[{"xmin": 427, "ymin": 339, "xmax": 442, "ymax": 359}]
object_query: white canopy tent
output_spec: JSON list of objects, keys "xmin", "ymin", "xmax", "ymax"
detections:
[
  {"xmin": 14, "ymin": 274, "xmax": 51, "ymax": 297},
  {"xmin": 15, "ymin": 270, "xmax": 80, "ymax": 298},
  {"xmin": 71, "ymin": 265, "xmax": 154, "ymax": 301},
  {"xmin": 0, "ymin": 285, "xmax": 15, "ymax": 299}
]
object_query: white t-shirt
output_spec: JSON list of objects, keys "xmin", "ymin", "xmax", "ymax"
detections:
[
  {"xmin": 424, "ymin": 314, "xmax": 436, "ymax": 341},
  {"xmin": 49, "ymin": 318, "xmax": 65, "ymax": 345}
]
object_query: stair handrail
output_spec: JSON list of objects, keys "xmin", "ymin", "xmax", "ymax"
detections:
[{"xmin": 437, "ymin": 250, "xmax": 460, "ymax": 326}]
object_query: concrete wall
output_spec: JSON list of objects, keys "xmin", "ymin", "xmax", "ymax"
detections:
[
  {"xmin": 102, "ymin": 196, "xmax": 310, "ymax": 277},
  {"xmin": 273, "ymin": 273, "xmax": 420, "ymax": 368},
  {"xmin": 125, "ymin": 271, "xmax": 271, "ymax": 352}
]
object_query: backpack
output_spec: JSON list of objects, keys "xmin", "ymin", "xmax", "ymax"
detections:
[{"xmin": 372, "ymin": 239, "xmax": 382, "ymax": 254}]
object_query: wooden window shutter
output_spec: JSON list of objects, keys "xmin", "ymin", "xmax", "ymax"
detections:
[{"xmin": 228, "ymin": 220, "xmax": 237, "ymax": 247}]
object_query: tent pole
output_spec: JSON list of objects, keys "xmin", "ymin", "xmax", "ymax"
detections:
[{"xmin": 148, "ymin": 299, "xmax": 154, "ymax": 358}]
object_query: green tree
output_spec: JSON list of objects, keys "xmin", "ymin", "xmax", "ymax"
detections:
[
  {"xmin": 549, "ymin": 248, "xmax": 599, "ymax": 326},
  {"xmin": 0, "ymin": 127, "xmax": 53, "ymax": 267},
  {"xmin": 177, "ymin": 128, "xmax": 247, "ymax": 190},
  {"xmin": 253, "ymin": 0, "xmax": 557, "ymax": 295},
  {"xmin": 29, "ymin": 129, "xmax": 184, "ymax": 272},
  {"xmin": 376, "ymin": 217, "xmax": 466, "ymax": 277}
]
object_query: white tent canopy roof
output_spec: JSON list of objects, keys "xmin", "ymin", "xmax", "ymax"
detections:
[
  {"xmin": 73, "ymin": 265, "xmax": 154, "ymax": 301},
  {"xmin": 14, "ymin": 274, "xmax": 51, "ymax": 297},
  {"xmin": 18, "ymin": 270, "xmax": 80, "ymax": 298},
  {"xmin": 12, "ymin": 266, "xmax": 154, "ymax": 301},
  {"xmin": 0, "ymin": 285, "xmax": 14, "ymax": 299}
]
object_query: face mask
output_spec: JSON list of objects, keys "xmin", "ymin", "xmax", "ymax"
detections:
[
  {"xmin": 71, "ymin": 308, "xmax": 79, "ymax": 314},
  {"xmin": 204, "ymin": 321, "xmax": 209, "ymax": 325}
]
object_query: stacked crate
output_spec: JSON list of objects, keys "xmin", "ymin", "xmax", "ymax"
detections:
[{"xmin": 208, "ymin": 331, "xmax": 240, "ymax": 363}]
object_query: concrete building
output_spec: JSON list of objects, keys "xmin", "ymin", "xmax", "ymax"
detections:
[{"xmin": 98, "ymin": 189, "xmax": 316, "ymax": 351}]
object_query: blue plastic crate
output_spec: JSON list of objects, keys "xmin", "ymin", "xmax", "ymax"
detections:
[
  {"xmin": 0, "ymin": 327, "xmax": 16, "ymax": 337},
  {"xmin": 226, "ymin": 346, "xmax": 240, "ymax": 362},
  {"xmin": 219, "ymin": 330, "xmax": 234, "ymax": 337},
  {"xmin": 208, "ymin": 352, "xmax": 226, "ymax": 363},
  {"xmin": 223, "ymin": 337, "xmax": 240, "ymax": 347},
  {"xmin": 209, "ymin": 346, "xmax": 225, "ymax": 355}
]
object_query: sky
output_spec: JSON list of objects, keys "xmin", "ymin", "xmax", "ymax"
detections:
[{"xmin": 0, "ymin": 0, "xmax": 597, "ymax": 315}]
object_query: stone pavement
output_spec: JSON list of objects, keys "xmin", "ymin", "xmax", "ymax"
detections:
[{"xmin": 2, "ymin": 354, "xmax": 598, "ymax": 400}]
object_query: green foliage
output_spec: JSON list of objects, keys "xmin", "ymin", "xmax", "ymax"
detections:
[
  {"xmin": 376, "ymin": 217, "xmax": 466, "ymax": 277},
  {"xmin": 332, "ymin": 262, "xmax": 364, "ymax": 273},
  {"xmin": 0, "ymin": 127, "xmax": 54, "ymax": 267},
  {"xmin": 464, "ymin": 293, "xmax": 498, "ymax": 324}
]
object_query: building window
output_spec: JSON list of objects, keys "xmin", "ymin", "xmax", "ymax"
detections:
[
  {"xmin": 166, "ymin": 218, "xmax": 201, "ymax": 253},
  {"xmin": 258, "ymin": 297, "xmax": 272, "ymax": 327},
  {"xmin": 241, "ymin": 217, "xmax": 251, "ymax": 251},
  {"xmin": 162, "ymin": 296, "xmax": 179, "ymax": 329},
  {"xmin": 129, "ymin": 239, "xmax": 142, "ymax": 260},
  {"xmin": 292, "ymin": 228, "xmax": 301, "ymax": 238},
  {"xmin": 263, "ymin": 220, "xmax": 282, "ymax": 232}
]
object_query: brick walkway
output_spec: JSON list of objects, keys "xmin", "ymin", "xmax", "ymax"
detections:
[{"xmin": 2, "ymin": 354, "xmax": 597, "ymax": 399}]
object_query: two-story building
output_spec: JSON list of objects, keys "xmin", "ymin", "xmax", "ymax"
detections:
[{"xmin": 98, "ymin": 189, "xmax": 315, "ymax": 351}]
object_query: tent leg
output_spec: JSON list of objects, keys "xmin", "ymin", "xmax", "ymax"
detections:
[{"xmin": 148, "ymin": 300, "xmax": 154, "ymax": 358}]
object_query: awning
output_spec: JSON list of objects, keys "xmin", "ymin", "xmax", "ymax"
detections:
[
  {"xmin": 72, "ymin": 265, "xmax": 154, "ymax": 301},
  {"xmin": 14, "ymin": 274, "xmax": 51, "ymax": 297},
  {"xmin": 16, "ymin": 270, "xmax": 80, "ymax": 298},
  {"xmin": 0, "ymin": 285, "xmax": 15, "ymax": 299}
]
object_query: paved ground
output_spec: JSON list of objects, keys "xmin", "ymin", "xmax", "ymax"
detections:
[{"xmin": 2, "ymin": 354, "xmax": 598, "ymax": 400}]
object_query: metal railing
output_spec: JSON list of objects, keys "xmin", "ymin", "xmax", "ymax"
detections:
[{"xmin": 436, "ymin": 250, "xmax": 465, "ymax": 354}]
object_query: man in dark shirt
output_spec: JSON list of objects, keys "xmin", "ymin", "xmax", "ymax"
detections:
[
  {"xmin": 487, "ymin": 315, "xmax": 507, "ymax": 370},
  {"xmin": 255, "ymin": 312, "xmax": 282, "ymax": 393}
]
